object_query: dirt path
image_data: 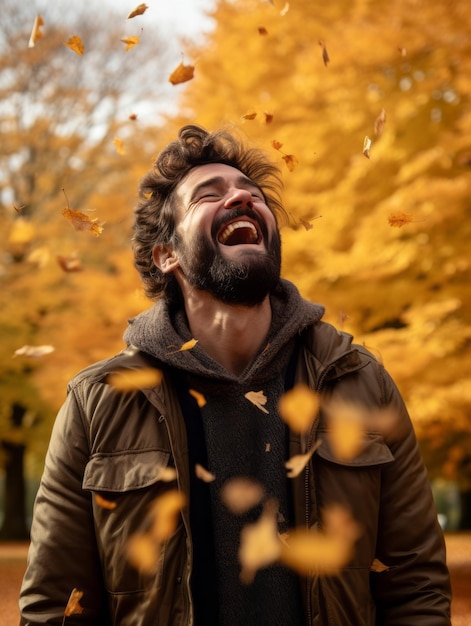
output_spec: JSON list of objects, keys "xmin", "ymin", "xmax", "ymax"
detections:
[{"xmin": 2, "ymin": 534, "xmax": 470, "ymax": 624}]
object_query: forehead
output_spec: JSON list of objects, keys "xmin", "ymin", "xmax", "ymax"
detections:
[{"xmin": 176, "ymin": 163, "xmax": 255, "ymax": 199}]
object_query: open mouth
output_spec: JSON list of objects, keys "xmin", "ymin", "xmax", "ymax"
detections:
[{"xmin": 217, "ymin": 220, "xmax": 261, "ymax": 246}]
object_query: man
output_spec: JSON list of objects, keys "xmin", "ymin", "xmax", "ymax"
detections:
[{"xmin": 20, "ymin": 125, "xmax": 451, "ymax": 625}]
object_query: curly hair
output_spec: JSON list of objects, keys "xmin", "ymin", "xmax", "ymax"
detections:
[{"xmin": 132, "ymin": 124, "xmax": 285, "ymax": 301}]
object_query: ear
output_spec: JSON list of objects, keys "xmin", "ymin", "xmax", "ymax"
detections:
[{"xmin": 152, "ymin": 245, "xmax": 179, "ymax": 274}]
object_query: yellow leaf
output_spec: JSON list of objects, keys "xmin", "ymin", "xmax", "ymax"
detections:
[
  {"xmin": 113, "ymin": 137, "xmax": 126, "ymax": 155},
  {"xmin": 285, "ymin": 440, "xmax": 322, "ymax": 478},
  {"xmin": 278, "ymin": 384, "xmax": 319, "ymax": 433},
  {"xmin": 221, "ymin": 477, "xmax": 264, "ymax": 515},
  {"xmin": 62, "ymin": 208, "xmax": 104, "ymax": 236},
  {"xmin": 127, "ymin": 3, "xmax": 148, "ymax": 18},
  {"xmin": 14, "ymin": 345, "xmax": 55, "ymax": 358},
  {"xmin": 189, "ymin": 388, "xmax": 206, "ymax": 407},
  {"xmin": 64, "ymin": 588, "xmax": 84, "ymax": 617},
  {"xmin": 8, "ymin": 217, "xmax": 35, "ymax": 246},
  {"xmin": 28, "ymin": 15, "xmax": 44, "ymax": 48},
  {"xmin": 127, "ymin": 532, "xmax": 160, "ymax": 574},
  {"xmin": 94, "ymin": 493, "xmax": 117, "ymax": 510},
  {"xmin": 245, "ymin": 390, "xmax": 269, "ymax": 414},
  {"xmin": 121, "ymin": 36, "xmax": 140, "ymax": 51},
  {"xmin": 149, "ymin": 490, "xmax": 186, "ymax": 542},
  {"xmin": 280, "ymin": 3, "xmax": 290, "ymax": 16},
  {"xmin": 169, "ymin": 61, "xmax": 195, "ymax": 85},
  {"xmin": 387, "ymin": 211, "xmax": 414, "ymax": 227},
  {"xmin": 64, "ymin": 35, "xmax": 84, "ymax": 56},
  {"xmin": 107, "ymin": 368, "xmax": 162, "ymax": 392},
  {"xmin": 156, "ymin": 466, "xmax": 178, "ymax": 482},
  {"xmin": 323, "ymin": 400, "xmax": 365, "ymax": 462},
  {"xmin": 167, "ymin": 338, "xmax": 198, "ymax": 354},
  {"xmin": 195, "ymin": 463, "xmax": 216, "ymax": 483},
  {"xmin": 239, "ymin": 500, "xmax": 281, "ymax": 583}
]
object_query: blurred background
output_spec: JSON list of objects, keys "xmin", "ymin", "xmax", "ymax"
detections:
[{"xmin": 1, "ymin": 0, "xmax": 470, "ymax": 619}]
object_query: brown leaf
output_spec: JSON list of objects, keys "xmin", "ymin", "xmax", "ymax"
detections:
[
  {"xmin": 107, "ymin": 368, "xmax": 162, "ymax": 392},
  {"xmin": 319, "ymin": 40, "xmax": 330, "ymax": 66},
  {"xmin": 169, "ymin": 61, "xmax": 195, "ymax": 85},
  {"xmin": 64, "ymin": 588, "xmax": 84, "ymax": 617},
  {"xmin": 278, "ymin": 384, "xmax": 319, "ymax": 433},
  {"xmin": 387, "ymin": 211, "xmax": 414, "ymax": 227},
  {"xmin": 57, "ymin": 255, "xmax": 83, "ymax": 273},
  {"xmin": 245, "ymin": 390, "xmax": 269, "ymax": 414},
  {"xmin": 374, "ymin": 108, "xmax": 387, "ymax": 138},
  {"xmin": 121, "ymin": 36, "xmax": 140, "ymax": 51},
  {"xmin": 64, "ymin": 35, "xmax": 84, "ymax": 56},
  {"xmin": 264, "ymin": 111, "xmax": 274, "ymax": 124},
  {"xmin": 129, "ymin": 113, "xmax": 138, "ymax": 121},
  {"xmin": 370, "ymin": 558, "xmax": 390, "ymax": 572},
  {"xmin": 258, "ymin": 26, "xmax": 268, "ymax": 36},
  {"xmin": 94, "ymin": 493, "xmax": 117, "ymax": 510},
  {"xmin": 241, "ymin": 111, "xmax": 257, "ymax": 120},
  {"xmin": 62, "ymin": 208, "xmax": 104, "ymax": 236},
  {"xmin": 282, "ymin": 154, "xmax": 299, "ymax": 172},
  {"xmin": 127, "ymin": 3, "xmax": 149, "ymax": 18},
  {"xmin": 28, "ymin": 15, "xmax": 44, "ymax": 48},
  {"xmin": 272, "ymin": 139, "xmax": 283, "ymax": 151},
  {"xmin": 221, "ymin": 477, "xmax": 264, "ymax": 515}
]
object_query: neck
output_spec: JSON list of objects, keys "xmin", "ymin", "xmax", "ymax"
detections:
[{"xmin": 180, "ymin": 287, "xmax": 272, "ymax": 376}]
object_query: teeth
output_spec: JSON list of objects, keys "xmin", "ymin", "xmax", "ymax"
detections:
[{"xmin": 219, "ymin": 220, "xmax": 258, "ymax": 244}]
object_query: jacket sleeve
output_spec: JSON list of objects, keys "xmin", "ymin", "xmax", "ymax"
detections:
[
  {"xmin": 372, "ymin": 365, "xmax": 452, "ymax": 625},
  {"xmin": 19, "ymin": 388, "xmax": 110, "ymax": 625}
]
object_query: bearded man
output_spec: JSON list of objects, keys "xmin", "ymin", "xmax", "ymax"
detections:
[{"xmin": 20, "ymin": 125, "xmax": 451, "ymax": 626}]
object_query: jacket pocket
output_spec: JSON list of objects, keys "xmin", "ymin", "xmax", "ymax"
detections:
[{"xmin": 315, "ymin": 432, "xmax": 394, "ymax": 467}]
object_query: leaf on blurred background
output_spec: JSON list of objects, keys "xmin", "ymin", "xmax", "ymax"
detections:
[
  {"xmin": 94, "ymin": 493, "xmax": 117, "ymax": 510},
  {"xmin": 264, "ymin": 111, "xmax": 274, "ymax": 124},
  {"xmin": 156, "ymin": 466, "xmax": 178, "ymax": 482},
  {"xmin": 241, "ymin": 110, "xmax": 257, "ymax": 120},
  {"xmin": 285, "ymin": 440, "xmax": 322, "ymax": 478},
  {"xmin": 323, "ymin": 400, "xmax": 365, "ymax": 462},
  {"xmin": 129, "ymin": 113, "xmax": 138, "ymax": 121},
  {"xmin": 63, "ymin": 588, "xmax": 84, "ymax": 619},
  {"xmin": 195, "ymin": 463, "xmax": 216, "ymax": 482},
  {"xmin": 282, "ymin": 154, "xmax": 299, "ymax": 171},
  {"xmin": 363, "ymin": 136, "xmax": 372, "ymax": 158},
  {"xmin": 189, "ymin": 388, "xmax": 207, "ymax": 407},
  {"xmin": 374, "ymin": 108, "xmax": 387, "ymax": 138},
  {"xmin": 221, "ymin": 477, "xmax": 265, "ymax": 515},
  {"xmin": 280, "ymin": 2, "xmax": 290, "ymax": 16},
  {"xmin": 121, "ymin": 36, "xmax": 140, "ymax": 51},
  {"xmin": 127, "ymin": 3, "xmax": 148, "ymax": 18},
  {"xmin": 258, "ymin": 27, "xmax": 268, "ymax": 36},
  {"xmin": 239, "ymin": 499, "xmax": 282, "ymax": 583},
  {"xmin": 14, "ymin": 345, "xmax": 55, "ymax": 358},
  {"xmin": 107, "ymin": 367, "xmax": 162, "ymax": 391},
  {"xmin": 113, "ymin": 137, "xmax": 126, "ymax": 154},
  {"xmin": 62, "ymin": 208, "xmax": 104, "ymax": 236},
  {"xmin": 319, "ymin": 39, "xmax": 330, "ymax": 66},
  {"xmin": 169, "ymin": 61, "xmax": 195, "ymax": 85},
  {"xmin": 387, "ymin": 211, "xmax": 414, "ymax": 227},
  {"xmin": 370, "ymin": 558, "xmax": 390, "ymax": 572},
  {"xmin": 245, "ymin": 390, "xmax": 269, "ymax": 414},
  {"xmin": 64, "ymin": 35, "xmax": 84, "ymax": 56},
  {"xmin": 278, "ymin": 384, "xmax": 319, "ymax": 433},
  {"xmin": 57, "ymin": 254, "xmax": 83, "ymax": 273},
  {"xmin": 28, "ymin": 15, "xmax": 44, "ymax": 48},
  {"xmin": 127, "ymin": 532, "xmax": 160, "ymax": 574}
]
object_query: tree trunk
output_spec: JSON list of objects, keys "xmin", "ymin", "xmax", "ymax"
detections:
[
  {"xmin": 458, "ymin": 489, "xmax": 471, "ymax": 530},
  {"xmin": 0, "ymin": 440, "xmax": 29, "ymax": 540}
]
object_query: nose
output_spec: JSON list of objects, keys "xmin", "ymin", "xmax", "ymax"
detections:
[{"xmin": 223, "ymin": 187, "xmax": 253, "ymax": 210}]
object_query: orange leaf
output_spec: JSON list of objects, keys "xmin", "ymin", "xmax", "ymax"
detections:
[
  {"xmin": 149, "ymin": 490, "xmax": 186, "ymax": 542},
  {"xmin": 129, "ymin": 113, "xmax": 138, "ymax": 121},
  {"xmin": 127, "ymin": 532, "xmax": 160, "ymax": 574},
  {"xmin": 388, "ymin": 211, "xmax": 414, "ymax": 227},
  {"xmin": 282, "ymin": 154, "xmax": 299, "ymax": 171},
  {"xmin": 121, "ymin": 36, "xmax": 140, "ymax": 51},
  {"xmin": 107, "ymin": 368, "xmax": 163, "ymax": 392},
  {"xmin": 64, "ymin": 588, "xmax": 84, "ymax": 617},
  {"xmin": 221, "ymin": 477, "xmax": 264, "ymax": 515},
  {"xmin": 94, "ymin": 493, "xmax": 117, "ymax": 510},
  {"xmin": 264, "ymin": 111, "xmax": 274, "ymax": 124},
  {"xmin": 64, "ymin": 35, "xmax": 84, "ymax": 56},
  {"xmin": 374, "ymin": 108, "xmax": 387, "ymax": 138},
  {"xmin": 28, "ymin": 15, "xmax": 44, "ymax": 48},
  {"xmin": 127, "ymin": 3, "xmax": 149, "ymax": 18},
  {"xmin": 272, "ymin": 140, "xmax": 283, "ymax": 151},
  {"xmin": 189, "ymin": 388, "xmax": 206, "ymax": 407},
  {"xmin": 239, "ymin": 500, "xmax": 281, "ymax": 583},
  {"xmin": 167, "ymin": 338, "xmax": 198, "ymax": 354},
  {"xmin": 278, "ymin": 384, "xmax": 319, "ymax": 433},
  {"xmin": 62, "ymin": 208, "xmax": 104, "ymax": 236},
  {"xmin": 169, "ymin": 61, "xmax": 195, "ymax": 85},
  {"xmin": 113, "ymin": 137, "xmax": 126, "ymax": 155},
  {"xmin": 57, "ymin": 255, "xmax": 83, "ymax": 273},
  {"xmin": 195, "ymin": 463, "xmax": 216, "ymax": 483}
]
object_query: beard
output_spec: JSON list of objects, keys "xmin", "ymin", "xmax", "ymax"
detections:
[{"xmin": 173, "ymin": 210, "xmax": 282, "ymax": 307}]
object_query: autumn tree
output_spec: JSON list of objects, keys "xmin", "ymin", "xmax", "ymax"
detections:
[
  {"xmin": 0, "ymin": 0, "xmax": 176, "ymax": 537},
  {"xmin": 169, "ymin": 0, "xmax": 471, "ymax": 526}
]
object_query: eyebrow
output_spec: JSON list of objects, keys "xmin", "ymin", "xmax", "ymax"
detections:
[{"xmin": 188, "ymin": 175, "xmax": 264, "ymax": 204}]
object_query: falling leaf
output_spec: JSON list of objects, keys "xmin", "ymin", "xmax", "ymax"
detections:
[
  {"xmin": 57, "ymin": 254, "xmax": 83, "ymax": 272},
  {"xmin": 156, "ymin": 466, "xmax": 178, "ymax": 482},
  {"xmin": 258, "ymin": 26, "xmax": 268, "ymax": 36},
  {"xmin": 278, "ymin": 384, "xmax": 320, "ymax": 433},
  {"xmin": 319, "ymin": 40, "xmax": 330, "ymax": 66},
  {"xmin": 169, "ymin": 61, "xmax": 195, "ymax": 85},
  {"xmin": 388, "ymin": 211, "xmax": 414, "ymax": 227},
  {"xmin": 245, "ymin": 390, "xmax": 269, "ymax": 414},
  {"xmin": 27, "ymin": 246, "xmax": 50, "ymax": 269},
  {"xmin": 299, "ymin": 217, "xmax": 314, "ymax": 231},
  {"xmin": 189, "ymin": 388, "xmax": 206, "ymax": 407},
  {"xmin": 62, "ymin": 208, "xmax": 104, "ymax": 236},
  {"xmin": 121, "ymin": 36, "xmax": 140, "ymax": 51},
  {"xmin": 221, "ymin": 477, "xmax": 264, "ymax": 515},
  {"xmin": 28, "ymin": 15, "xmax": 44, "ymax": 48},
  {"xmin": 265, "ymin": 442, "xmax": 271, "ymax": 452},
  {"xmin": 272, "ymin": 140, "xmax": 283, "ymax": 151},
  {"xmin": 285, "ymin": 440, "xmax": 322, "ymax": 478},
  {"xmin": 280, "ymin": 2, "xmax": 290, "ymax": 16},
  {"xmin": 370, "ymin": 558, "xmax": 390, "ymax": 572},
  {"xmin": 398, "ymin": 47, "xmax": 407, "ymax": 57},
  {"xmin": 241, "ymin": 111, "xmax": 257, "ymax": 120},
  {"xmin": 282, "ymin": 154, "xmax": 299, "ymax": 172},
  {"xmin": 363, "ymin": 136, "xmax": 372, "ymax": 158},
  {"xmin": 107, "ymin": 367, "xmax": 162, "ymax": 392},
  {"xmin": 127, "ymin": 532, "xmax": 160, "ymax": 574},
  {"xmin": 63, "ymin": 588, "xmax": 84, "ymax": 618},
  {"xmin": 14, "ymin": 345, "xmax": 55, "ymax": 358},
  {"xmin": 195, "ymin": 463, "xmax": 216, "ymax": 483},
  {"xmin": 167, "ymin": 338, "xmax": 198, "ymax": 354},
  {"xmin": 323, "ymin": 400, "xmax": 365, "ymax": 462},
  {"xmin": 280, "ymin": 505, "xmax": 360, "ymax": 576},
  {"xmin": 374, "ymin": 108, "xmax": 387, "ymax": 138},
  {"xmin": 8, "ymin": 217, "xmax": 35, "ymax": 247},
  {"xmin": 149, "ymin": 490, "xmax": 186, "ymax": 542},
  {"xmin": 264, "ymin": 111, "xmax": 274, "ymax": 124},
  {"xmin": 129, "ymin": 113, "xmax": 138, "ymax": 121},
  {"xmin": 64, "ymin": 35, "xmax": 84, "ymax": 56},
  {"xmin": 239, "ymin": 500, "xmax": 282, "ymax": 583},
  {"xmin": 94, "ymin": 493, "xmax": 117, "ymax": 510},
  {"xmin": 113, "ymin": 137, "xmax": 126, "ymax": 155},
  {"xmin": 127, "ymin": 3, "xmax": 148, "ymax": 18}
]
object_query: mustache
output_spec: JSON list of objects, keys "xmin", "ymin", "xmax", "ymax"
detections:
[{"xmin": 211, "ymin": 207, "xmax": 269, "ymax": 240}]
